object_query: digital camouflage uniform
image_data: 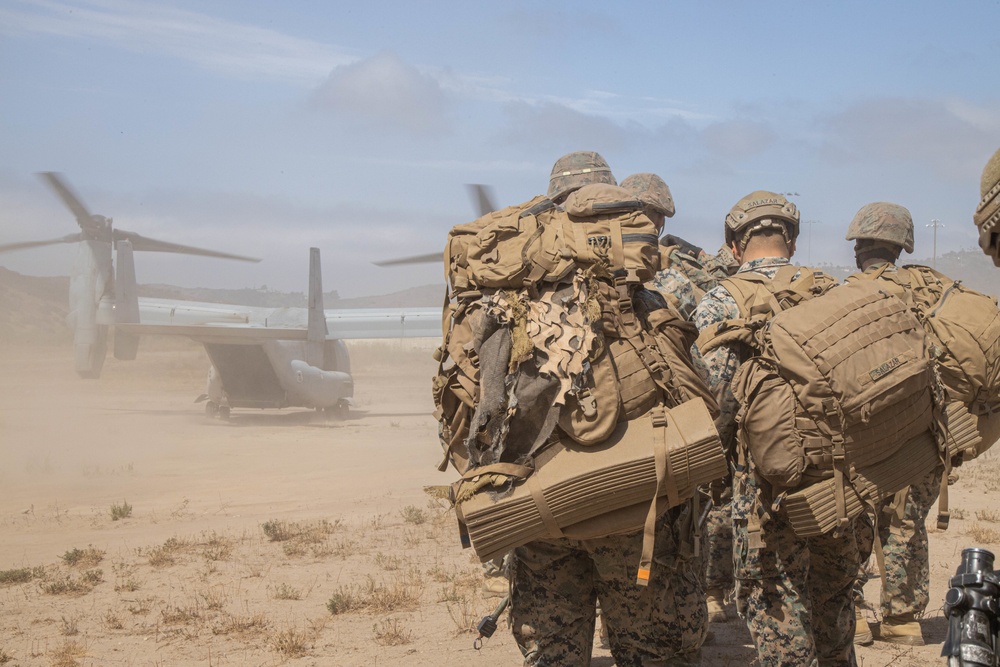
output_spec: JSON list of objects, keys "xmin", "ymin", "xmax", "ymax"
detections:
[
  {"xmin": 512, "ymin": 504, "xmax": 706, "ymax": 666},
  {"xmin": 848, "ymin": 261, "xmax": 943, "ymax": 623},
  {"xmin": 510, "ymin": 155, "xmax": 706, "ymax": 666},
  {"xmin": 694, "ymin": 257, "xmax": 859, "ymax": 667},
  {"xmin": 648, "ymin": 240, "xmax": 737, "ymax": 599}
]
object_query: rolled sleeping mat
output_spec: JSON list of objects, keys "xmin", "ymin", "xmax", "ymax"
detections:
[{"xmin": 456, "ymin": 397, "xmax": 727, "ymax": 564}]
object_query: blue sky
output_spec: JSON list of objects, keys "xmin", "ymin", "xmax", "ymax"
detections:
[{"xmin": 1, "ymin": 0, "xmax": 997, "ymax": 296}]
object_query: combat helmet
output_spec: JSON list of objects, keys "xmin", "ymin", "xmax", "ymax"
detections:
[
  {"xmin": 845, "ymin": 202, "xmax": 914, "ymax": 254},
  {"xmin": 620, "ymin": 173, "xmax": 676, "ymax": 218},
  {"xmin": 975, "ymin": 147, "xmax": 1000, "ymax": 266},
  {"xmin": 547, "ymin": 151, "xmax": 616, "ymax": 201},
  {"xmin": 724, "ymin": 190, "xmax": 799, "ymax": 251}
]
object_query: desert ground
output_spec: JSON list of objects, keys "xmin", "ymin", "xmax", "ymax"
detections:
[{"xmin": 0, "ymin": 337, "xmax": 997, "ymax": 666}]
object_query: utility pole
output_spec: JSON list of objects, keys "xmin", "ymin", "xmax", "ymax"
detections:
[
  {"xmin": 927, "ymin": 219, "xmax": 944, "ymax": 269},
  {"xmin": 802, "ymin": 220, "xmax": 821, "ymax": 264}
]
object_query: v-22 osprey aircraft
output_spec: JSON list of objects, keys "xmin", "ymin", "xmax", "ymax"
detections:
[{"xmin": 0, "ymin": 173, "xmax": 440, "ymax": 419}]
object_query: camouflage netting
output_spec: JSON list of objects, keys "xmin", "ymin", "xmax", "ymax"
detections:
[{"xmin": 846, "ymin": 202, "xmax": 914, "ymax": 253}]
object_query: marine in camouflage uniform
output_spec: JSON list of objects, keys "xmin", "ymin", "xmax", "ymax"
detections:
[
  {"xmin": 693, "ymin": 191, "xmax": 859, "ymax": 666},
  {"xmin": 845, "ymin": 202, "xmax": 946, "ymax": 646},
  {"xmin": 646, "ymin": 236, "xmax": 738, "ymax": 623},
  {"xmin": 975, "ymin": 148, "xmax": 1000, "ymax": 267},
  {"xmin": 620, "ymin": 174, "xmax": 739, "ymax": 622},
  {"xmin": 511, "ymin": 155, "xmax": 707, "ymax": 666}
]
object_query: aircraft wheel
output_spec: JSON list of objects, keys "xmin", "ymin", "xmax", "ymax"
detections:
[
  {"xmin": 324, "ymin": 401, "xmax": 350, "ymax": 420},
  {"xmin": 204, "ymin": 401, "xmax": 219, "ymax": 418},
  {"xmin": 218, "ymin": 405, "xmax": 231, "ymax": 420}
]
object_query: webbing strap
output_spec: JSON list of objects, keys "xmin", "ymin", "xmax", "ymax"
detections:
[
  {"xmin": 527, "ymin": 474, "xmax": 564, "ymax": 539},
  {"xmin": 460, "ymin": 462, "xmax": 534, "ymax": 480},
  {"xmin": 611, "ymin": 217, "xmax": 627, "ymax": 280},
  {"xmin": 938, "ymin": 468, "xmax": 951, "ymax": 531},
  {"xmin": 637, "ymin": 408, "xmax": 682, "ymax": 586}
]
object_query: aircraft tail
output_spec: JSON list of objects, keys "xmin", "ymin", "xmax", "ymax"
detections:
[
  {"xmin": 306, "ymin": 247, "xmax": 327, "ymax": 368},
  {"xmin": 113, "ymin": 240, "xmax": 140, "ymax": 360}
]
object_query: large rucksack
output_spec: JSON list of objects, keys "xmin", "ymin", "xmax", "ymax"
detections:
[
  {"xmin": 433, "ymin": 184, "xmax": 726, "ymax": 583},
  {"xmin": 697, "ymin": 265, "xmax": 965, "ymax": 536},
  {"xmin": 848, "ymin": 264, "xmax": 1000, "ymax": 458}
]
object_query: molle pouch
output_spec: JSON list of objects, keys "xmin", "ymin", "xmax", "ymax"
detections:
[
  {"xmin": 732, "ymin": 359, "xmax": 805, "ymax": 490},
  {"xmin": 558, "ymin": 345, "xmax": 621, "ymax": 446},
  {"xmin": 560, "ymin": 184, "xmax": 661, "ymax": 283},
  {"xmin": 607, "ymin": 336, "xmax": 660, "ymax": 421},
  {"xmin": 466, "ymin": 198, "xmax": 563, "ymax": 288}
]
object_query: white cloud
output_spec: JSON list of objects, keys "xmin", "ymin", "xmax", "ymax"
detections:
[
  {"xmin": 309, "ymin": 51, "xmax": 450, "ymax": 134},
  {"xmin": 1, "ymin": 0, "xmax": 356, "ymax": 85}
]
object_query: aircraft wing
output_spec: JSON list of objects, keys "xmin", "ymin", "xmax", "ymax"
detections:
[{"xmin": 113, "ymin": 298, "xmax": 442, "ymax": 341}]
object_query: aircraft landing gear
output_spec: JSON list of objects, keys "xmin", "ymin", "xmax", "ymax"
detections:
[
  {"xmin": 322, "ymin": 400, "xmax": 350, "ymax": 420},
  {"xmin": 204, "ymin": 401, "xmax": 230, "ymax": 420}
]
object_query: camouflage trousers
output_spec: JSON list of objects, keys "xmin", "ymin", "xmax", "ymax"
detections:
[
  {"xmin": 733, "ymin": 472, "xmax": 859, "ymax": 667},
  {"xmin": 704, "ymin": 493, "xmax": 734, "ymax": 592},
  {"xmin": 856, "ymin": 466, "xmax": 942, "ymax": 619},
  {"xmin": 511, "ymin": 503, "xmax": 706, "ymax": 666}
]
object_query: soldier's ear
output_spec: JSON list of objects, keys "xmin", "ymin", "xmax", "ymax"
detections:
[{"xmin": 730, "ymin": 241, "xmax": 742, "ymax": 263}]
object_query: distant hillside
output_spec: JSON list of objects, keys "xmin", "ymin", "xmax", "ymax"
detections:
[{"xmin": 2, "ymin": 250, "xmax": 994, "ymax": 345}]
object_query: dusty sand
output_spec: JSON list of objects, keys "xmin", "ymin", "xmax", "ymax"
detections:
[{"xmin": 0, "ymin": 338, "xmax": 996, "ymax": 666}]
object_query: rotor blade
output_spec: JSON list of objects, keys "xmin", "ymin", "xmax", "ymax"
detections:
[
  {"xmin": 466, "ymin": 184, "xmax": 497, "ymax": 218},
  {"xmin": 0, "ymin": 233, "xmax": 86, "ymax": 253},
  {"xmin": 37, "ymin": 172, "xmax": 98, "ymax": 232},
  {"xmin": 112, "ymin": 229, "xmax": 261, "ymax": 262},
  {"xmin": 372, "ymin": 252, "xmax": 442, "ymax": 267}
]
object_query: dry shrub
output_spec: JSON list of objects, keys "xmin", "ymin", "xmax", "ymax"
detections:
[
  {"xmin": 400, "ymin": 505, "xmax": 427, "ymax": 525},
  {"xmin": 145, "ymin": 536, "xmax": 191, "ymax": 568},
  {"xmin": 41, "ymin": 569, "xmax": 103, "ymax": 596},
  {"xmin": 977, "ymin": 509, "xmax": 1000, "ymax": 523},
  {"xmin": 61, "ymin": 546, "xmax": 105, "ymax": 568},
  {"xmin": 0, "ymin": 566, "xmax": 44, "ymax": 586},
  {"xmin": 446, "ymin": 596, "xmax": 479, "ymax": 634},
  {"xmin": 262, "ymin": 518, "xmax": 337, "ymax": 543},
  {"xmin": 127, "ymin": 597, "xmax": 154, "ymax": 615},
  {"xmin": 110, "ymin": 500, "xmax": 132, "ymax": 521},
  {"xmin": 372, "ymin": 617, "xmax": 413, "ymax": 646},
  {"xmin": 200, "ymin": 532, "xmax": 235, "ymax": 561},
  {"xmin": 271, "ymin": 583, "xmax": 302, "ymax": 600},
  {"xmin": 374, "ymin": 553, "xmax": 403, "ymax": 571},
  {"xmin": 271, "ymin": 626, "xmax": 312, "ymax": 658},
  {"xmin": 160, "ymin": 604, "xmax": 200, "ymax": 626},
  {"xmin": 967, "ymin": 522, "xmax": 1000, "ymax": 543},
  {"xmin": 49, "ymin": 640, "xmax": 87, "ymax": 667},
  {"xmin": 365, "ymin": 574, "xmax": 423, "ymax": 613},
  {"xmin": 103, "ymin": 610, "xmax": 124, "ymax": 630},
  {"xmin": 213, "ymin": 612, "xmax": 270, "ymax": 636}
]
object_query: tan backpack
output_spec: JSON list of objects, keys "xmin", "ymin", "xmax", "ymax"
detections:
[
  {"xmin": 699, "ymin": 267, "xmax": 951, "ymax": 535},
  {"xmin": 848, "ymin": 264, "xmax": 1000, "ymax": 458},
  {"xmin": 433, "ymin": 189, "xmax": 725, "ymax": 583}
]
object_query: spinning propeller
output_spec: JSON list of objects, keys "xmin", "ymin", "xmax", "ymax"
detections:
[
  {"xmin": 0, "ymin": 172, "xmax": 261, "ymax": 262},
  {"xmin": 372, "ymin": 184, "xmax": 497, "ymax": 267}
]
